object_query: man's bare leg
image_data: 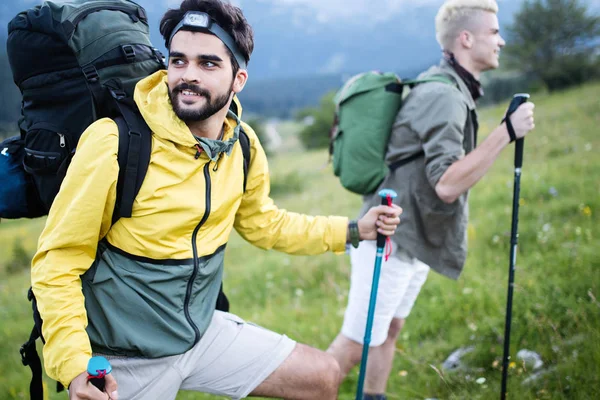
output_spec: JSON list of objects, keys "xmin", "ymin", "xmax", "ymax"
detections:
[
  {"xmin": 250, "ymin": 343, "xmax": 341, "ymax": 400},
  {"xmin": 327, "ymin": 318, "xmax": 405, "ymax": 395},
  {"xmin": 364, "ymin": 318, "xmax": 404, "ymax": 394}
]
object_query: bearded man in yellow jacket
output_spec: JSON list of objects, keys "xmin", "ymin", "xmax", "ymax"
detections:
[{"xmin": 30, "ymin": 0, "xmax": 401, "ymax": 399}]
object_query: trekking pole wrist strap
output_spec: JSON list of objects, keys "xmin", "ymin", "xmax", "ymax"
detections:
[{"xmin": 504, "ymin": 116, "xmax": 517, "ymax": 143}]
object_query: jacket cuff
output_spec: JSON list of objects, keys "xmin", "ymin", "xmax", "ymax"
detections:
[
  {"xmin": 59, "ymin": 354, "xmax": 91, "ymax": 389},
  {"xmin": 330, "ymin": 216, "xmax": 349, "ymax": 254}
]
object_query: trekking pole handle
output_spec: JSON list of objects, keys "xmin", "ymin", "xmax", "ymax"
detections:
[
  {"xmin": 376, "ymin": 189, "xmax": 398, "ymax": 248},
  {"xmin": 505, "ymin": 93, "xmax": 530, "ymax": 169},
  {"xmin": 87, "ymin": 356, "xmax": 112, "ymax": 392}
]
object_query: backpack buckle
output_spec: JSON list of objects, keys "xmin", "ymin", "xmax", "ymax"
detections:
[
  {"xmin": 19, "ymin": 343, "xmax": 29, "ymax": 366},
  {"xmin": 152, "ymin": 48, "xmax": 166, "ymax": 65},
  {"xmin": 109, "ymin": 88, "xmax": 127, "ymax": 101},
  {"xmin": 121, "ymin": 45, "xmax": 136, "ymax": 62},
  {"xmin": 82, "ymin": 65, "xmax": 99, "ymax": 83}
]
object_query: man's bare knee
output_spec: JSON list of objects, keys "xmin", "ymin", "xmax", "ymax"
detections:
[
  {"xmin": 299, "ymin": 349, "xmax": 339, "ymax": 399},
  {"xmin": 328, "ymin": 334, "xmax": 363, "ymax": 376}
]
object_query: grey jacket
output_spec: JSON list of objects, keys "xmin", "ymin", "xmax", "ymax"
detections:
[{"xmin": 360, "ymin": 59, "xmax": 478, "ymax": 279}]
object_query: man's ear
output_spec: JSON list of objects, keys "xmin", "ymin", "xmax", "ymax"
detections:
[
  {"xmin": 232, "ymin": 69, "xmax": 248, "ymax": 93},
  {"xmin": 459, "ymin": 30, "xmax": 473, "ymax": 49}
]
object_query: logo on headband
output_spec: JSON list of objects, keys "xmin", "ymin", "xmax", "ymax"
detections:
[{"xmin": 185, "ymin": 12, "xmax": 210, "ymax": 28}]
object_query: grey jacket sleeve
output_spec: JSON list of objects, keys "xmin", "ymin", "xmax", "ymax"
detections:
[{"xmin": 405, "ymin": 84, "xmax": 468, "ymax": 188}]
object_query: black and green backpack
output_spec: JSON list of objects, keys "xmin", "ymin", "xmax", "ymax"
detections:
[{"xmin": 6, "ymin": 0, "xmax": 166, "ymax": 220}]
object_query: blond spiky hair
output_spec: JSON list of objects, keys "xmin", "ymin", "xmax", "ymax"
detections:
[{"xmin": 435, "ymin": 0, "xmax": 499, "ymax": 50}]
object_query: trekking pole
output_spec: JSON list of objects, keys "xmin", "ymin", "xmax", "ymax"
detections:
[
  {"xmin": 87, "ymin": 356, "xmax": 112, "ymax": 392},
  {"xmin": 500, "ymin": 93, "xmax": 530, "ymax": 400},
  {"xmin": 356, "ymin": 188, "xmax": 398, "ymax": 400}
]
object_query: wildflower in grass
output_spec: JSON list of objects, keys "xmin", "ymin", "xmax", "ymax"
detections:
[
  {"xmin": 476, "ymin": 377, "xmax": 486, "ymax": 384},
  {"xmin": 581, "ymin": 205, "xmax": 592, "ymax": 217},
  {"xmin": 398, "ymin": 370, "xmax": 408, "ymax": 377},
  {"xmin": 509, "ymin": 361, "xmax": 517, "ymax": 369}
]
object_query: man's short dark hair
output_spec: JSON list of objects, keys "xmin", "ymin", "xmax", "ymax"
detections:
[{"xmin": 160, "ymin": 0, "xmax": 254, "ymax": 73}]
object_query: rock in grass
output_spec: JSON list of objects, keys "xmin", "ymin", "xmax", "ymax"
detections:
[
  {"xmin": 442, "ymin": 347, "xmax": 475, "ymax": 371},
  {"xmin": 516, "ymin": 349, "xmax": 544, "ymax": 370}
]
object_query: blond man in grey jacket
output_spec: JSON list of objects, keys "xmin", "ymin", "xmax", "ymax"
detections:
[{"xmin": 328, "ymin": 1, "xmax": 535, "ymax": 399}]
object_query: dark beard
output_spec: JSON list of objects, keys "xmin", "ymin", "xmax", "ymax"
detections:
[{"xmin": 169, "ymin": 81, "xmax": 233, "ymax": 122}]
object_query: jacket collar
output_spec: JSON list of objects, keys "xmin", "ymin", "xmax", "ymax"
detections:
[
  {"xmin": 442, "ymin": 52, "xmax": 484, "ymax": 102},
  {"xmin": 421, "ymin": 60, "xmax": 477, "ymax": 111}
]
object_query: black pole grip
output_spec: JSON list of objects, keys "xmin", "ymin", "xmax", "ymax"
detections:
[
  {"xmin": 376, "ymin": 196, "xmax": 387, "ymax": 248},
  {"xmin": 515, "ymin": 137, "xmax": 525, "ymax": 169},
  {"xmin": 90, "ymin": 377, "xmax": 106, "ymax": 392},
  {"xmin": 504, "ymin": 94, "xmax": 529, "ymax": 168}
]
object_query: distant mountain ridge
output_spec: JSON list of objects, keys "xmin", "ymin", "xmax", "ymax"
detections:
[{"xmin": 0, "ymin": 0, "xmax": 585, "ymax": 120}]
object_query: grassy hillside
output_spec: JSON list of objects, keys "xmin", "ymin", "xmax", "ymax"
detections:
[{"xmin": 0, "ymin": 82, "xmax": 598, "ymax": 399}]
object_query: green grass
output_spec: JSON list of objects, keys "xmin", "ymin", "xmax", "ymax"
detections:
[{"xmin": 0, "ymin": 82, "xmax": 598, "ymax": 399}]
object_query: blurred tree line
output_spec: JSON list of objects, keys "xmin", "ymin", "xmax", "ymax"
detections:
[
  {"xmin": 504, "ymin": 0, "xmax": 599, "ymax": 91},
  {"xmin": 296, "ymin": 0, "xmax": 599, "ymax": 150}
]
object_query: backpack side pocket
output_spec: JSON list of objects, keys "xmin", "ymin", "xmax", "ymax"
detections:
[
  {"xmin": 0, "ymin": 135, "xmax": 45, "ymax": 219},
  {"xmin": 23, "ymin": 124, "xmax": 73, "ymax": 212}
]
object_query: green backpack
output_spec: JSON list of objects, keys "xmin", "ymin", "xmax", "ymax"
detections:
[{"xmin": 329, "ymin": 71, "xmax": 452, "ymax": 195}]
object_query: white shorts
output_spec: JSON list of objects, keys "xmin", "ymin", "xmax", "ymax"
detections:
[
  {"xmin": 341, "ymin": 240, "xmax": 430, "ymax": 347},
  {"xmin": 95, "ymin": 311, "xmax": 296, "ymax": 400}
]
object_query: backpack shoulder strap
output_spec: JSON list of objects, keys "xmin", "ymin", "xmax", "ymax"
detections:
[
  {"xmin": 387, "ymin": 74, "xmax": 456, "ymax": 173},
  {"xmin": 388, "ymin": 150, "xmax": 425, "ymax": 172},
  {"xmin": 112, "ymin": 103, "xmax": 152, "ymax": 225},
  {"xmin": 239, "ymin": 126, "xmax": 251, "ymax": 192},
  {"xmin": 402, "ymin": 75, "xmax": 455, "ymax": 88},
  {"xmin": 215, "ymin": 126, "xmax": 250, "ymax": 314}
]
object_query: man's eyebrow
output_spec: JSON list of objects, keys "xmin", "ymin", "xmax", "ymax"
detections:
[
  {"xmin": 196, "ymin": 54, "xmax": 224, "ymax": 63},
  {"xmin": 169, "ymin": 51, "xmax": 186, "ymax": 58},
  {"xmin": 169, "ymin": 51, "xmax": 224, "ymax": 63}
]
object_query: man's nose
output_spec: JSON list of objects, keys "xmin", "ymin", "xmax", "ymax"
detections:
[{"xmin": 181, "ymin": 65, "xmax": 200, "ymax": 83}]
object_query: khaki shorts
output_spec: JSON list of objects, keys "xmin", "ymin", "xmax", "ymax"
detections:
[
  {"xmin": 96, "ymin": 311, "xmax": 296, "ymax": 400},
  {"xmin": 342, "ymin": 240, "xmax": 430, "ymax": 347}
]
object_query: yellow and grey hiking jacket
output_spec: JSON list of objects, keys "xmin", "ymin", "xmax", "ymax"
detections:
[{"xmin": 31, "ymin": 70, "xmax": 348, "ymax": 387}]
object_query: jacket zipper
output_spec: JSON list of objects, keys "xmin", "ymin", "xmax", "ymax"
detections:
[{"xmin": 184, "ymin": 162, "xmax": 212, "ymax": 343}]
